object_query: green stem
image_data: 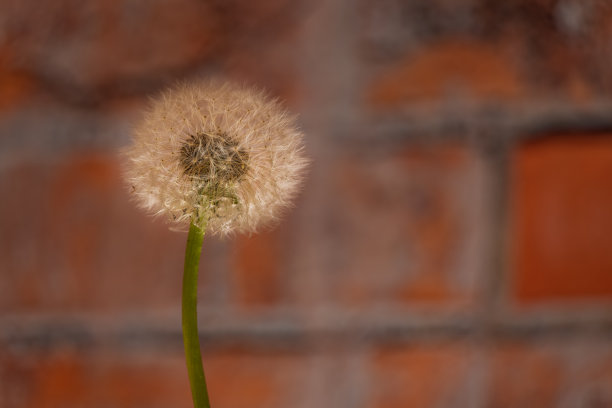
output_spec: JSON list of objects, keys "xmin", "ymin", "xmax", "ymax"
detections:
[{"xmin": 182, "ymin": 222, "xmax": 211, "ymax": 408}]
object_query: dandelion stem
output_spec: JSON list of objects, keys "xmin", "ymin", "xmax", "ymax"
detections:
[{"xmin": 182, "ymin": 222, "xmax": 211, "ymax": 408}]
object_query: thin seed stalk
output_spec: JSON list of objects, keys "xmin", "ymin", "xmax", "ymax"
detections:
[{"xmin": 182, "ymin": 222, "xmax": 211, "ymax": 408}]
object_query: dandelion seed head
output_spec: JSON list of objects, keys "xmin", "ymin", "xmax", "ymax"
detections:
[{"xmin": 123, "ymin": 79, "xmax": 308, "ymax": 235}]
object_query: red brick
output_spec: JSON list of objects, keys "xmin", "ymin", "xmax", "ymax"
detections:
[
  {"xmin": 0, "ymin": 350, "xmax": 191, "ymax": 408},
  {"xmin": 3, "ymin": 0, "xmax": 213, "ymax": 90},
  {"xmin": 369, "ymin": 342, "xmax": 612, "ymax": 408},
  {"xmin": 369, "ymin": 344, "xmax": 477, "ymax": 408},
  {"xmin": 0, "ymin": 348, "xmax": 306, "ymax": 408},
  {"xmin": 367, "ymin": 40, "xmax": 523, "ymax": 106},
  {"xmin": 566, "ymin": 344, "xmax": 612, "ymax": 407},
  {"xmin": 487, "ymin": 344, "xmax": 563, "ymax": 408},
  {"xmin": 326, "ymin": 146, "xmax": 484, "ymax": 308},
  {"xmin": 205, "ymin": 348, "xmax": 306, "ymax": 408},
  {"xmin": 3, "ymin": 0, "xmax": 304, "ymax": 97},
  {"xmin": 0, "ymin": 62, "xmax": 37, "ymax": 111},
  {"xmin": 362, "ymin": 1, "xmax": 612, "ymax": 105},
  {"xmin": 486, "ymin": 342, "xmax": 612, "ymax": 408},
  {"xmin": 220, "ymin": 26, "xmax": 302, "ymax": 107},
  {"xmin": 511, "ymin": 134, "xmax": 612, "ymax": 303},
  {"xmin": 0, "ymin": 152, "xmax": 220, "ymax": 312},
  {"xmin": 231, "ymin": 229, "xmax": 285, "ymax": 307}
]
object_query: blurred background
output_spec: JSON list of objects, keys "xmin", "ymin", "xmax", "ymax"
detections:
[{"xmin": 1, "ymin": 0, "xmax": 612, "ymax": 407}]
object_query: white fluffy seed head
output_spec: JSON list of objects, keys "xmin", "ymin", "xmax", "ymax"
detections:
[{"xmin": 123, "ymin": 80, "xmax": 308, "ymax": 235}]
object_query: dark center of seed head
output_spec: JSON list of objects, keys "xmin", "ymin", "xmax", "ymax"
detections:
[{"xmin": 180, "ymin": 133, "xmax": 249, "ymax": 183}]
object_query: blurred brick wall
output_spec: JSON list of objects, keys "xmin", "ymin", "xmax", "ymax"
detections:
[{"xmin": 1, "ymin": 1, "xmax": 612, "ymax": 407}]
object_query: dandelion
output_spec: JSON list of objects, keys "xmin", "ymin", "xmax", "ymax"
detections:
[
  {"xmin": 122, "ymin": 79, "xmax": 308, "ymax": 408},
  {"xmin": 124, "ymin": 79, "xmax": 308, "ymax": 235}
]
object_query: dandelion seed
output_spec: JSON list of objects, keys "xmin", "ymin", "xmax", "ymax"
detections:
[{"xmin": 123, "ymin": 79, "xmax": 308, "ymax": 234}]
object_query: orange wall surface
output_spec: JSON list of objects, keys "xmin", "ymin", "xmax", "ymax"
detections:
[{"xmin": 1, "ymin": 1, "xmax": 612, "ymax": 407}]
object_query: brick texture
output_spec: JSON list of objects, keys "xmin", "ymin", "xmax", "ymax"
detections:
[
  {"xmin": 368, "ymin": 342, "xmax": 612, "ymax": 408},
  {"xmin": 487, "ymin": 344, "xmax": 563, "ymax": 408},
  {"xmin": 0, "ymin": 347, "xmax": 308, "ymax": 408},
  {"xmin": 487, "ymin": 342, "xmax": 612, "ymax": 408},
  {"xmin": 0, "ymin": 349, "xmax": 191, "ymax": 408},
  {"xmin": 205, "ymin": 349, "xmax": 306, "ymax": 408},
  {"xmin": 369, "ymin": 344, "xmax": 478, "ymax": 408},
  {"xmin": 0, "ymin": 152, "xmax": 224, "ymax": 312},
  {"xmin": 361, "ymin": 0, "xmax": 612, "ymax": 105},
  {"xmin": 368, "ymin": 39, "xmax": 523, "ymax": 106},
  {"xmin": 512, "ymin": 134, "xmax": 612, "ymax": 302},
  {"xmin": 323, "ymin": 145, "xmax": 484, "ymax": 308},
  {"xmin": 0, "ymin": 0, "xmax": 306, "ymax": 104},
  {"xmin": 231, "ymin": 230, "xmax": 285, "ymax": 307},
  {"xmin": 2, "ymin": 0, "xmax": 612, "ymax": 406}
]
